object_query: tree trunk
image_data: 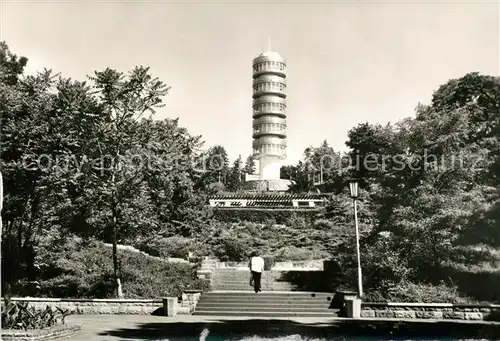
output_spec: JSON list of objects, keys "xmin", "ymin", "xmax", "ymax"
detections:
[
  {"xmin": 0, "ymin": 171, "xmax": 3, "ymax": 233},
  {"xmin": 111, "ymin": 198, "xmax": 123, "ymax": 298}
]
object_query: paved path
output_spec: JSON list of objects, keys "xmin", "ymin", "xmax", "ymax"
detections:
[
  {"xmin": 60, "ymin": 315, "xmax": 500, "ymax": 341},
  {"xmin": 63, "ymin": 315, "xmax": 338, "ymax": 341}
]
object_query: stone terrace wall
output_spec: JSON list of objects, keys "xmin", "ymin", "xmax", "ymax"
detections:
[
  {"xmin": 362, "ymin": 302, "xmax": 500, "ymax": 320},
  {"xmin": 7, "ymin": 298, "xmax": 162, "ymax": 315},
  {"xmin": 216, "ymin": 260, "xmax": 325, "ymax": 270},
  {"xmin": 6, "ymin": 294, "xmax": 202, "ymax": 315}
]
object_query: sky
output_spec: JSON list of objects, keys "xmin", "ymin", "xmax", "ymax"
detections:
[{"xmin": 1, "ymin": 0, "xmax": 499, "ymax": 165}]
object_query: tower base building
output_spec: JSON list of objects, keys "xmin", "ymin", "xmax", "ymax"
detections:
[{"xmin": 259, "ymin": 156, "xmax": 281, "ymax": 180}]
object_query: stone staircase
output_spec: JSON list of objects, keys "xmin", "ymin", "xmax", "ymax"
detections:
[
  {"xmin": 211, "ymin": 269, "xmax": 295, "ymax": 291},
  {"xmin": 194, "ymin": 291, "xmax": 338, "ymax": 317},
  {"xmin": 194, "ymin": 266, "xmax": 338, "ymax": 317}
]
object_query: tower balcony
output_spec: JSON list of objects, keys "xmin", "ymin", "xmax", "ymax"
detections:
[
  {"xmin": 253, "ymin": 74, "xmax": 287, "ymax": 87},
  {"xmin": 252, "ymin": 147, "xmax": 287, "ymax": 160},
  {"xmin": 253, "ymin": 116, "xmax": 287, "ymax": 138},
  {"xmin": 253, "ymin": 95, "xmax": 286, "ymax": 106},
  {"xmin": 253, "ymin": 67, "xmax": 286, "ymax": 78},
  {"xmin": 252, "ymin": 137, "xmax": 287, "ymax": 160},
  {"xmin": 253, "ymin": 76, "xmax": 286, "ymax": 98},
  {"xmin": 253, "ymin": 130, "xmax": 286, "ymax": 139},
  {"xmin": 253, "ymin": 96, "xmax": 287, "ymax": 118},
  {"xmin": 253, "ymin": 88, "xmax": 286, "ymax": 99},
  {"xmin": 252, "ymin": 54, "xmax": 287, "ymax": 79},
  {"xmin": 253, "ymin": 116, "xmax": 287, "ymax": 127},
  {"xmin": 253, "ymin": 111, "xmax": 286, "ymax": 119}
]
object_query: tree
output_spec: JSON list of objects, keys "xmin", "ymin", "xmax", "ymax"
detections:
[
  {"xmin": 227, "ymin": 155, "xmax": 243, "ymax": 191},
  {"xmin": 334, "ymin": 72, "xmax": 500, "ymax": 298},
  {"xmin": 85, "ymin": 66, "xmax": 170, "ymax": 297},
  {"xmin": 243, "ymin": 155, "xmax": 256, "ymax": 175},
  {"xmin": 428, "ymin": 72, "xmax": 500, "ymax": 187},
  {"xmin": 0, "ymin": 41, "xmax": 28, "ymax": 85},
  {"xmin": 1, "ymin": 44, "xmax": 213, "ymax": 297},
  {"xmin": 1, "ymin": 65, "xmax": 68, "ymax": 291},
  {"xmin": 199, "ymin": 145, "xmax": 230, "ymax": 186},
  {"xmin": 282, "ymin": 162, "xmax": 313, "ymax": 193},
  {"xmin": 303, "ymin": 140, "xmax": 345, "ymax": 190},
  {"xmin": 140, "ymin": 118, "xmax": 209, "ymax": 237}
]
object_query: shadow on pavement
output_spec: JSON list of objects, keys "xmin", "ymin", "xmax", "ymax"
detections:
[{"xmin": 98, "ymin": 318, "xmax": 500, "ymax": 340}]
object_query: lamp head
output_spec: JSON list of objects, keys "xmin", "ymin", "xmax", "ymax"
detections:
[{"xmin": 348, "ymin": 178, "xmax": 359, "ymax": 199}]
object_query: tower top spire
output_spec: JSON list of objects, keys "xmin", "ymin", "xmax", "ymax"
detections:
[{"xmin": 268, "ymin": 36, "xmax": 271, "ymax": 52}]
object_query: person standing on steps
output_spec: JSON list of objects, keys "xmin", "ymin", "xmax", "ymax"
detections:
[{"xmin": 249, "ymin": 251, "xmax": 265, "ymax": 293}]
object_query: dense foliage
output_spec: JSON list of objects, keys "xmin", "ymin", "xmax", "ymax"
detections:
[
  {"xmin": 0, "ymin": 43, "xmax": 210, "ymax": 297},
  {"xmin": 1, "ymin": 42, "xmax": 499, "ymax": 303},
  {"xmin": 282, "ymin": 72, "xmax": 500, "ymax": 302}
]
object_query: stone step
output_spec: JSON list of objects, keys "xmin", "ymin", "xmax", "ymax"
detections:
[
  {"xmin": 193, "ymin": 310, "xmax": 337, "ymax": 317},
  {"xmin": 212, "ymin": 287, "xmax": 295, "ymax": 290},
  {"xmin": 212, "ymin": 278, "xmax": 291, "ymax": 282},
  {"xmin": 200, "ymin": 298, "xmax": 331, "ymax": 303},
  {"xmin": 196, "ymin": 300, "xmax": 330, "ymax": 309},
  {"xmin": 212, "ymin": 276, "xmax": 285, "ymax": 280},
  {"xmin": 198, "ymin": 298, "xmax": 332, "ymax": 305},
  {"xmin": 213, "ymin": 271, "xmax": 275, "ymax": 274},
  {"xmin": 211, "ymin": 282, "xmax": 285, "ymax": 287},
  {"xmin": 198, "ymin": 303, "xmax": 333, "ymax": 308},
  {"xmin": 213, "ymin": 285, "xmax": 295, "ymax": 292},
  {"xmin": 203, "ymin": 292, "xmax": 333, "ymax": 298},
  {"xmin": 212, "ymin": 279, "xmax": 291, "ymax": 283},
  {"xmin": 213, "ymin": 276, "xmax": 291, "ymax": 283},
  {"xmin": 214, "ymin": 269, "xmax": 285, "ymax": 278},
  {"xmin": 214, "ymin": 286, "xmax": 295, "ymax": 293},
  {"xmin": 194, "ymin": 306, "xmax": 335, "ymax": 313},
  {"xmin": 194, "ymin": 291, "xmax": 338, "ymax": 317}
]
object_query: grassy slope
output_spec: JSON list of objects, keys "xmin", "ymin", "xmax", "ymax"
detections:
[{"xmin": 35, "ymin": 239, "xmax": 207, "ymax": 299}]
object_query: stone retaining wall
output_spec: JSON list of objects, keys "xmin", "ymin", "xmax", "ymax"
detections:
[
  {"xmin": 6, "ymin": 293, "xmax": 202, "ymax": 315},
  {"xmin": 180, "ymin": 292, "xmax": 202, "ymax": 314},
  {"xmin": 215, "ymin": 260, "xmax": 325, "ymax": 271},
  {"xmin": 361, "ymin": 302, "xmax": 500, "ymax": 320}
]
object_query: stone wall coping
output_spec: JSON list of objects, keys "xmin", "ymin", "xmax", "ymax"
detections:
[
  {"xmin": 454, "ymin": 303, "xmax": 500, "ymax": 308},
  {"xmin": 363, "ymin": 302, "xmax": 500, "ymax": 309},
  {"xmin": 214, "ymin": 267, "xmax": 323, "ymax": 272},
  {"xmin": 5, "ymin": 297, "xmax": 163, "ymax": 304},
  {"xmin": 183, "ymin": 290, "xmax": 203, "ymax": 294}
]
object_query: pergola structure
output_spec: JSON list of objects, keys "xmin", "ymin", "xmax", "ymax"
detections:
[{"xmin": 208, "ymin": 194, "xmax": 328, "ymax": 209}]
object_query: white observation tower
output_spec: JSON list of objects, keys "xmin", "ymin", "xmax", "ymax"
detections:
[{"xmin": 251, "ymin": 49, "xmax": 287, "ymax": 180}]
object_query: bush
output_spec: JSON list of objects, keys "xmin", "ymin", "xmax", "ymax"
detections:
[
  {"xmin": 262, "ymin": 255, "xmax": 275, "ymax": 270},
  {"xmin": 313, "ymin": 219, "xmax": 337, "ymax": 230},
  {"xmin": 135, "ymin": 236, "xmax": 208, "ymax": 259},
  {"xmin": 274, "ymin": 246, "xmax": 314, "ymax": 262},
  {"xmin": 285, "ymin": 214, "xmax": 308, "ymax": 229},
  {"xmin": 333, "ymin": 234, "xmax": 414, "ymax": 290},
  {"xmin": 212, "ymin": 237, "xmax": 248, "ymax": 262},
  {"xmin": 2, "ymin": 298, "xmax": 70, "ymax": 330},
  {"xmin": 365, "ymin": 280, "xmax": 473, "ymax": 304},
  {"xmin": 241, "ymin": 221, "xmax": 259, "ymax": 235}
]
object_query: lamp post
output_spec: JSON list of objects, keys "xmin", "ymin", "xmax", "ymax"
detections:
[{"xmin": 348, "ymin": 178, "xmax": 363, "ymax": 299}]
